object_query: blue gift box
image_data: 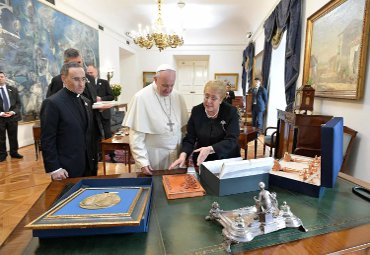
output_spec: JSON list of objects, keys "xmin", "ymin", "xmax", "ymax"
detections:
[
  {"xmin": 27, "ymin": 178, "xmax": 153, "ymax": 238},
  {"xmin": 269, "ymin": 117, "xmax": 344, "ymax": 197}
]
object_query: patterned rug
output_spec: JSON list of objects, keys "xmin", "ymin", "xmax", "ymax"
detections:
[{"xmin": 104, "ymin": 150, "xmax": 135, "ymax": 164}]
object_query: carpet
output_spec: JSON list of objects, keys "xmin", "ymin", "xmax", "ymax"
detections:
[{"xmin": 104, "ymin": 150, "xmax": 135, "ymax": 164}]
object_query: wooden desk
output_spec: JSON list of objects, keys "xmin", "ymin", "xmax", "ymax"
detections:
[
  {"xmin": 1, "ymin": 173, "xmax": 369, "ymax": 255},
  {"xmin": 101, "ymin": 135, "xmax": 131, "ymax": 175},
  {"xmin": 239, "ymin": 126, "xmax": 259, "ymax": 159},
  {"xmin": 32, "ymin": 124, "xmax": 41, "ymax": 161}
]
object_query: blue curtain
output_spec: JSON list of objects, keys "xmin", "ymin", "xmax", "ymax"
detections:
[
  {"xmin": 261, "ymin": 0, "xmax": 302, "ymax": 112},
  {"xmin": 241, "ymin": 42, "xmax": 255, "ymax": 95}
]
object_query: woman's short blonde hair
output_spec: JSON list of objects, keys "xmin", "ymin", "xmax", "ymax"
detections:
[{"xmin": 204, "ymin": 80, "xmax": 227, "ymax": 100}]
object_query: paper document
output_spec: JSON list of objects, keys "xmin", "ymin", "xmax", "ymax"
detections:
[{"xmin": 219, "ymin": 157, "xmax": 274, "ymax": 179}]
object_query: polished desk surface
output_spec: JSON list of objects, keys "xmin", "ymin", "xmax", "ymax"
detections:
[{"xmin": 1, "ymin": 173, "xmax": 370, "ymax": 255}]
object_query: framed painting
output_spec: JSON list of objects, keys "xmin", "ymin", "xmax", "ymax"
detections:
[
  {"xmin": 214, "ymin": 73, "xmax": 239, "ymax": 91},
  {"xmin": 302, "ymin": 0, "xmax": 370, "ymax": 99},
  {"xmin": 0, "ymin": 0, "xmax": 99, "ymax": 122},
  {"xmin": 143, "ymin": 72, "xmax": 156, "ymax": 87},
  {"xmin": 252, "ymin": 51, "xmax": 264, "ymax": 85}
]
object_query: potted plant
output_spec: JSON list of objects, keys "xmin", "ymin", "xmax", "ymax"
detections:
[{"xmin": 111, "ymin": 84, "xmax": 122, "ymax": 101}]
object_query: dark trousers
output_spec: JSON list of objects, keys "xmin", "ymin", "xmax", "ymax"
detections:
[
  {"xmin": 252, "ymin": 106, "xmax": 264, "ymax": 131},
  {"xmin": 101, "ymin": 118, "xmax": 112, "ymax": 139},
  {"xmin": 0, "ymin": 120, "xmax": 19, "ymax": 157}
]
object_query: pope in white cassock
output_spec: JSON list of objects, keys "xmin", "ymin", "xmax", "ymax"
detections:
[{"xmin": 122, "ymin": 64, "xmax": 188, "ymax": 175}]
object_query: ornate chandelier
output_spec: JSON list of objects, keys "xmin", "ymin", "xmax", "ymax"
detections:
[{"xmin": 127, "ymin": 0, "xmax": 184, "ymax": 51}]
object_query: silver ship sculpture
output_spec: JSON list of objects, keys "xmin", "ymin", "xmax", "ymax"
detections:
[{"xmin": 205, "ymin": 182, "xmax": 307, "ymax": 253}]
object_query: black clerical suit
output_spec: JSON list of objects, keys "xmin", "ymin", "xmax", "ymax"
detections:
[
  {"xmin": 40, "ymin": 88, "xmax": 95, "ymax": 178},
  {"xmin": 46, "ymin": 73, "xmax": 103, "ymax": 175},
  {"xmin": 181, "ymin": 102, "xmax": 240, "ymax": 164},
  {"xmin": 0, "ymin": 85, "xmax": 22, "ymax": 160},
  {"xmin": 96, "ymin": 78, "xmax": 114, "ymax": 138}
]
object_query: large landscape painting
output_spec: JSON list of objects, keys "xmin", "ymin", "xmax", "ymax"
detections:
[
  {"xmin": 0, "ymin": 0, "xmax": 99, "ymax": 122},
  {"xmin": 303, "ymin": 0, "xmax": 369, "ymax": 99}
]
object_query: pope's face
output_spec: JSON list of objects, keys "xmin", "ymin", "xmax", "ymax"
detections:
[
  {"xmin": 154, "ymin": 70, "xmax": 176, "ymax": 97},
  {"xmin": 62, "ymin": 67, "xmax": 86, "ymax": 94}
]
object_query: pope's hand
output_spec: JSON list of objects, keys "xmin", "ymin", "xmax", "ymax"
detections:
[
  {"xmin": 51, "ymin": 169, "xmax": 69, "ymax": 181},
  {"xmin": 141, "ymin": 165, "xmax": 153, "ymax": 175}
]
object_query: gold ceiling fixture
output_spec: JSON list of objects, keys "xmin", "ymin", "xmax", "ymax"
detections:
[{"xmin": 126, "ymin": 0, "xmax": 184, "ymax": 51}]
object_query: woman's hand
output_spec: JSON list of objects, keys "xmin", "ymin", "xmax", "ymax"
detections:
[
  {"xmin": 169, "ymin": 152, "xmax": 187, "ymax": 169},
  {"xmin": 194, "ymin": 146, "xmax": 214, "ymax": 166}
]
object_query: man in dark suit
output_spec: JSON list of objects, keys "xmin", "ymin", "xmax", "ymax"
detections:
[
  {"xmin": 40, "ymin": 62, "xmax": 94, "ymax": 180},
  {"xmin": 249, "ymin": 77, "xmax": 267, "ymax": 131},
  {"xmin": 86, "ymin": 64, "xmax": 114, "ymax": 138},
  {"xmin": 46, "ymin": 48, "xmax": 103, "ymax": 175},
  {"xmin": 0, "ymin": 71, "xmax": 23, "ymax": 161},
  {"xmin": 223, "ymin": 83, "xmax": 235, "ymax": 105},
  {"xmin": 46, "ymin": 48, "xmax": 95, "ymax": 98}
]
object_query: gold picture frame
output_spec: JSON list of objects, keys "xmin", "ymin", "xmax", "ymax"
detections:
[
  {"xmin": 143, "ymin": 72, "xmax": 156, "ymax": 87},
  {"xmin": 252, "ymin": 51, "xmax": 264, "ymax": 84},
  {"xmin": 302, "ymin": 0, "xmax": 370, "ymax": 99},
  {"xmin": 214, "ymin": 73, "xmax": 239, "ymax": 91}
]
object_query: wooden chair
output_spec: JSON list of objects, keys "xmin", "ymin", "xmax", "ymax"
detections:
[
  {"xmin": 341, "ymin": 126, "xmax": 358, "ymax": 173},
  {"xmin": 263, "ymin": 127, "xmax": 277, "ymax": 157},
  {"xmin": 32, "ymin": 122, "xmax": 41, "ymax": 161}
]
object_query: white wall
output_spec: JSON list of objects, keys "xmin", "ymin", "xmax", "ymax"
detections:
[
  {"xmin": 121, "ymin": 45, "xmax": 245, "ymax": 103},
  {"xmin": 253, "ymin": 0, "xmax": 370, "ymax": 182},
  {"xmin": 266, "ymin": 33, "xmax": 287, "ymax": 128}
]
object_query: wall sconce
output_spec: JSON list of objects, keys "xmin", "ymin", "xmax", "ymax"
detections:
[{"xmin": 107, "ymin": 69, "xmax": 114, "ymax": 82}]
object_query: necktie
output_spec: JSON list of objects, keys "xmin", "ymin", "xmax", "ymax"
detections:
[{"xmin": 0, "ymin": 87, "xmax": 10, "ymax": 112}]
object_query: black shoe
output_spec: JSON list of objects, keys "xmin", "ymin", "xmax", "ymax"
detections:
[
  {"xmin": 10, "ymin": 153, "xmax": 24, "ymax": 159},
  {"xmin": 0, "ymin": 157, "xmax": 6, "ymax": 162}
]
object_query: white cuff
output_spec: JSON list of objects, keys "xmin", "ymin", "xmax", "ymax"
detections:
[{"xmin": 49, "ymin": 168, "xmax": 64, "ymax": 175}]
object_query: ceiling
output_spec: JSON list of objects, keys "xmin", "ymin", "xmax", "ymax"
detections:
[{"xmin": 61, "ymin": 0, "xmax": 278, "ymax": 46}]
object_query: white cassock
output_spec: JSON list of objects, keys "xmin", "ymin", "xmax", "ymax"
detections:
[{"xmin": 122, "ymin": 82, "xmax": 188, "ymax": 170}]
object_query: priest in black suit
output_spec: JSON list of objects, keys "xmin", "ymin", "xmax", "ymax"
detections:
[
  {"xmin": 87, "ymin": 64, "xmax": 114, "ymax": 138},
  {"xmin": 0, "ymin": 71, "xmax": 23, "ymax": 162},
  {"xmin": 46, "ymin": 48, "xmax": 103, "ymax": 175},
  {"xmin": 40, "ymin": 62, "xmax": 95, "ymax": 180}
]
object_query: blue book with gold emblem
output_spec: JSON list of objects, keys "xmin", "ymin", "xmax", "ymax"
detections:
[{"xmin": 26, "ymin": 178, "xmax": 152, "ymax": 238}]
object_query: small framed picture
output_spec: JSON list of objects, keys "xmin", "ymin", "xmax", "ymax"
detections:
[
  {"xmin": 214, "ymin": 73, "xmax": 239, "ymax": 91},
  {"xmin": 143, "ymin": 72, "xmax": 156, "ymax": 87}
]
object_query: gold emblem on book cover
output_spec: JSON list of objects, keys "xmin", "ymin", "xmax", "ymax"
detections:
[{"xmin": 80, "ymin": 192, "xmax": 121, "ymax": 209}]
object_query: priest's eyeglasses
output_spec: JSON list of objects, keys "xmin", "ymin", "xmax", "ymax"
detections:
[{"xmin": 71, "ymin": 77, "xmax": 87, "ymax": 83}]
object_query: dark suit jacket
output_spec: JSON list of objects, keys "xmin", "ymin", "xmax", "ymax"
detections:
[
  {"xmin": 224, "ymin": 90, "xmax": 235, "ymax": 105},
  {"xmin": 96, "ymin": 78, "xmax": 114, "ymax": 119},
  {"xmin": 0, "ymin": 85, "xmax": 22, "ymax": 122},
  {"xmin": 46, "ymin": 73, "xmax": 104, "ymax": 138},
  {"xmin": 250, "ymin": 86, "xmax": 268, "ymax": 112},
  {"xmin": 181, "ymin": 102, "xmax": 240, "ymax": 162},
  {"xmin": 40, "ymin": 88, "xmax": 95, "ymax": 178}
]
